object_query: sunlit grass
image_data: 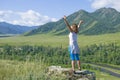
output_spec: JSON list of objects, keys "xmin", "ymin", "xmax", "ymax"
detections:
[
  {"xmin": 88, "ymin": 64, "xmax": 120, "ymax": 74},
  {"xmin": 0, "ymin": 33, "xmax": 120, "ymax": 80},
  {"xmin": 92, "ymin": 70, "xmax": 120, "ymax": 80},
  {"xmin": 0, "ymin": 59, "xmax": 67, "ymax": 80},
  {"xmin": 0, "ymin": 60, "xmax": 120, "ymax": 80},
  {"xmin": 0, "ymin": 32, "xmax": 120, "ymax": 48},
  {"xmin": 0, "ymin": 59, "xmax": 47, "ymax": 80}
]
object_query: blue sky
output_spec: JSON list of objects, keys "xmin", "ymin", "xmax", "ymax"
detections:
[{"xmin": 0, "ymin": 0, "xmax": 120, "ymax": 26}]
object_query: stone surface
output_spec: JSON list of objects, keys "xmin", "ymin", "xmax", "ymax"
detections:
[{"xmin": 47, "ymin": 66, "xmax": 96, "ymax": 80}]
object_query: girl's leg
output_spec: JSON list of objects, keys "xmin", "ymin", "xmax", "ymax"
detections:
[
  {"xmin": 71, "ymin": 60, "xmax": 75, "ymax": 71},
  {"xmin": 70, "ymin": 53, "xmax": 75, "ymax": 71},
  {"xmin": 75, "ymin": 54, "xmax": 81, "ymax": 70},
  {"xmin": 77, "ymin": 60, "xmax": 81, "ymax": 70}
]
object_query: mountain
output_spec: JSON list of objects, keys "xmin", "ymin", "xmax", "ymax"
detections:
[
  {"xmin": 0, "ymin": 22, "xmax": 38, "ymax": 34},
  {"xmin": 25, "ymin": 8, "xmax": 120, "ymax": 36}
]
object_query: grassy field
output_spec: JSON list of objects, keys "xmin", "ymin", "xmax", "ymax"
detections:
[
  {"xmin": 0, "ymin": 59, "xmax": 68, "ymax": 80},
  {"xmin": 88, "ymin": 63, "xmax": 120, "ymax": 74},
  {"xmin": 0, "ymin": 33, "xmax": 120, "ymax": 80},
  {"xmin": 0, "ymin": 60, "xmax": 46, "ymax": 80},
  {"xmin": 0, "ymin": 60, "xmax": 120, "ymax": 80},
  {"xmin": 0, "ymin": 32, "xmax": 120, "ymax": 48},
  {"xmin": 92, "ymin": 70, "xmax": 120, "ymax": 80}
]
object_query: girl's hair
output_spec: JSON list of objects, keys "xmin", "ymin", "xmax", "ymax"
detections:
[
  {"xmin": 72, "ymin": 24, "xmax": 77, "ymax": 28},
  {"xmin": 72, "ymin": 23, "xmax": 78, "ymax": 33}
]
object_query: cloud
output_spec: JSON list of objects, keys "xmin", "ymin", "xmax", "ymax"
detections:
[
  {"xmin": 0, "ymin": 10, "xmax": 57, "ymax": 26},
  {"xmin": 90, "ymin": 0, "xmax": 120, "ymax": 11}
]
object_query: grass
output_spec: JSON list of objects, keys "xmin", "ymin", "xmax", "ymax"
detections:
[
  {"xmin": 0, "ymin": 59, "xmax": 68, "ymax": 80},
  {"xmin": 83, "ymin": 63, "xmax": 120, "ymax": 80},
  {"xmin": 0, "ymin": 60, "xmax": 120, "ymax": 80},
  {"xmin": 102, "ymin": 67, "xmax": 120, "ymax": 74},
  {"xmin": 0, "ymin": 59, "xmax": 47, "ymax": 80},
  {"xmin": 0, "ymin": 32, "xmax": 120, "ymax": 80},
  {"xmin": 92, "ymin": 70, "xmax": 120, "ymax": 80},
  {"xmin": 88, "ymin": 63, "xmax": 120, "ymax": 74},
  {"xmin": 107, "ymin": 64, "xmax": 120, "ymax": 68},
  {"xmin": 0, "ymin": 32, "xmax": 120, "ymax": 48}
]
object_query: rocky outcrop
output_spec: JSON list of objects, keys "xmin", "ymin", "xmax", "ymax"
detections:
[{"xmin": 47, "ymin": 66, "xmax": 96, "ymax": 80}]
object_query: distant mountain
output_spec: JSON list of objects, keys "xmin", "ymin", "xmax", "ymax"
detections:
[
  {"xmin": 0, "ymin": 22, "xmax": 38, "ymax": 34},
  {"xmin": 25, "ymin": 8, "xmax": 120, "ymax": 36}
]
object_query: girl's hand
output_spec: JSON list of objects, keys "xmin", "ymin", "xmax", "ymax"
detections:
[
  {"xmin": 63, "ymin": 16, "xmax": 67, "ymax": 20},
  {"xmin": 80, "ymin": 20, "xmax": 84, "ymax": 24},
  {"xmin": 78, "ymin": 20, "xmax": 84, "ymax": 28}
]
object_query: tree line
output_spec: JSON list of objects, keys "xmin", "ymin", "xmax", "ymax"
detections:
[{"xmin": 0, "ymin": 43, "xmax": 120, "ymax": 65}]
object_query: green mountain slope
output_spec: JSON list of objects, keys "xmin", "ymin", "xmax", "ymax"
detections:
[
  {"xmin": 25, "ymin": 8, "xmax": 120, "ymax": 36},
  {"xmin": 0, "ymin": 22, "xmax": 38, "ymax": 34}
]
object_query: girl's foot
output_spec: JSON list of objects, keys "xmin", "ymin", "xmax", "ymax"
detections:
[
  {"xmin": 71, "ymin": 69, "xmax": 76, "ymax": 74},
  {"xmin": 73, "ymin": 70, "xmax": 76, "ymax": 74},
  {"xmin": 70, "ymin": 69, "xmax": 76, "ymax": 74},
  {"xmin": 78, "ymin": 68, "xmax": 81, "ymax": 71}
]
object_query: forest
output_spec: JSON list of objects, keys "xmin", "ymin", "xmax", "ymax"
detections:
[{"xmin": 0, "ymin": 43, "xmax": 120, "ymax": 65}]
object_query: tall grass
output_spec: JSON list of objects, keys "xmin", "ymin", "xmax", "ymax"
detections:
[
  {"xmin": 92, "ymin": 70, "xmax": 120, "ymax": 80},
  {"xmin": 0, "ymin": 59, "xmax": 47, "ymax": 80},
  {"xmin": 0, "ymin": 33, "xmax": 120, "ymax": 80},
  {"xmin": 1, "ymin": 59, "xmax": 120, "ymax": 80},
  {"xmin": 0, "ymin": 59, "xmax": 67, "ymax": 80}
]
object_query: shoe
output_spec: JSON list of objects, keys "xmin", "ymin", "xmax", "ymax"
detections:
[{"xmin": 73, "ymin": 70, "xmax": 76, "ymax": 74}]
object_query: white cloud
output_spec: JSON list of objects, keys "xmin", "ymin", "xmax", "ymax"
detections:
[
  {"xmin": 0, "ymin": 10, "xmax": 57, "ymax": 26},
  {"xmin": 90, "ymin": 0, "xmax": 120, "ymax": 11}
]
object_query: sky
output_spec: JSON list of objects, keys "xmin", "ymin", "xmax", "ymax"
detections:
[{"xmin": 0, "ymin": 0, "xmax": 120, "ymax": 26}]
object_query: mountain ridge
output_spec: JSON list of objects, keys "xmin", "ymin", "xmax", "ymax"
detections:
[
  {"xmin": 23, "ymin": 7, "xmax": 120, "ymax": 36},
  {"xmin": 0, "ymin": 22, "xmax": 38, "ymax": 34}
]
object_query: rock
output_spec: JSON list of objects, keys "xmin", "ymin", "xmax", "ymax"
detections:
[{"xmin": 47, "ymin": 66, "xmax": 96, "ymax": 80}]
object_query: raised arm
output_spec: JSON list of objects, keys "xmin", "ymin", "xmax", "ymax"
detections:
[
  {"xmin": 78, "ymin": 20, "xmax": 83, "ymax": 29},
  {"xmin": 63, "ymin": 16, "xmax": 73, "ymax": 32}
]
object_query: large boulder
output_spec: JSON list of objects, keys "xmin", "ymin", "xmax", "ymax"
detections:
[{"xmin": 47, "ymin": 66, "xmax": 96, "ymax": 80}]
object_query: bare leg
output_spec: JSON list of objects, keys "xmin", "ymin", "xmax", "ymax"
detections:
[
  {"xmin": 71, "ymin": 60, "xmax": 75, "ymax": 71},
  {"xmin": 77, "ymin": 60, "xmax": 81, "ymax": 70}
]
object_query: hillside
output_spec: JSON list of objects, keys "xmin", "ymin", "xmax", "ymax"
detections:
[
  {"xmin": 0, "ymin": 22, "xmax": 38, "ymax": 34},
  {"xmin": 25, "ymin": 7, "xmax": 120, "ymax": 36}
]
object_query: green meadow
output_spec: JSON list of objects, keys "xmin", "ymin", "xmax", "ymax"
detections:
[
  {"xmin": 0, "ymin": 60, "xmax": 120, "ymax": 80},
  {"xmin": 0, "ymin": 32, "xmax": 120, "ymax": 47},
  {"xmin": 0, "ymin": 32, "xmax": 120, "ymax": 80},
  {"xmin": 92, "ymin": 70, "xmax": 120, "ymax": 80},
  {"xmin": 0, "ymin": 60, "xmax": 67, "ymax": 80}
]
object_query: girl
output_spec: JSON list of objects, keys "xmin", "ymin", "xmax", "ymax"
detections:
[{"xmin": 63, "ymin": 15, "xmax": 83, "ymax": 73}]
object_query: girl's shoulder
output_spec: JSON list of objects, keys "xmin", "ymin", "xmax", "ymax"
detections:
[
  {"xmin": 71, "ymin": 32, "xmax": 77, "ymax": 35},
  {"xmin": 69, "ymin": 32, "xmax": 77, "ymax": 37}
]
